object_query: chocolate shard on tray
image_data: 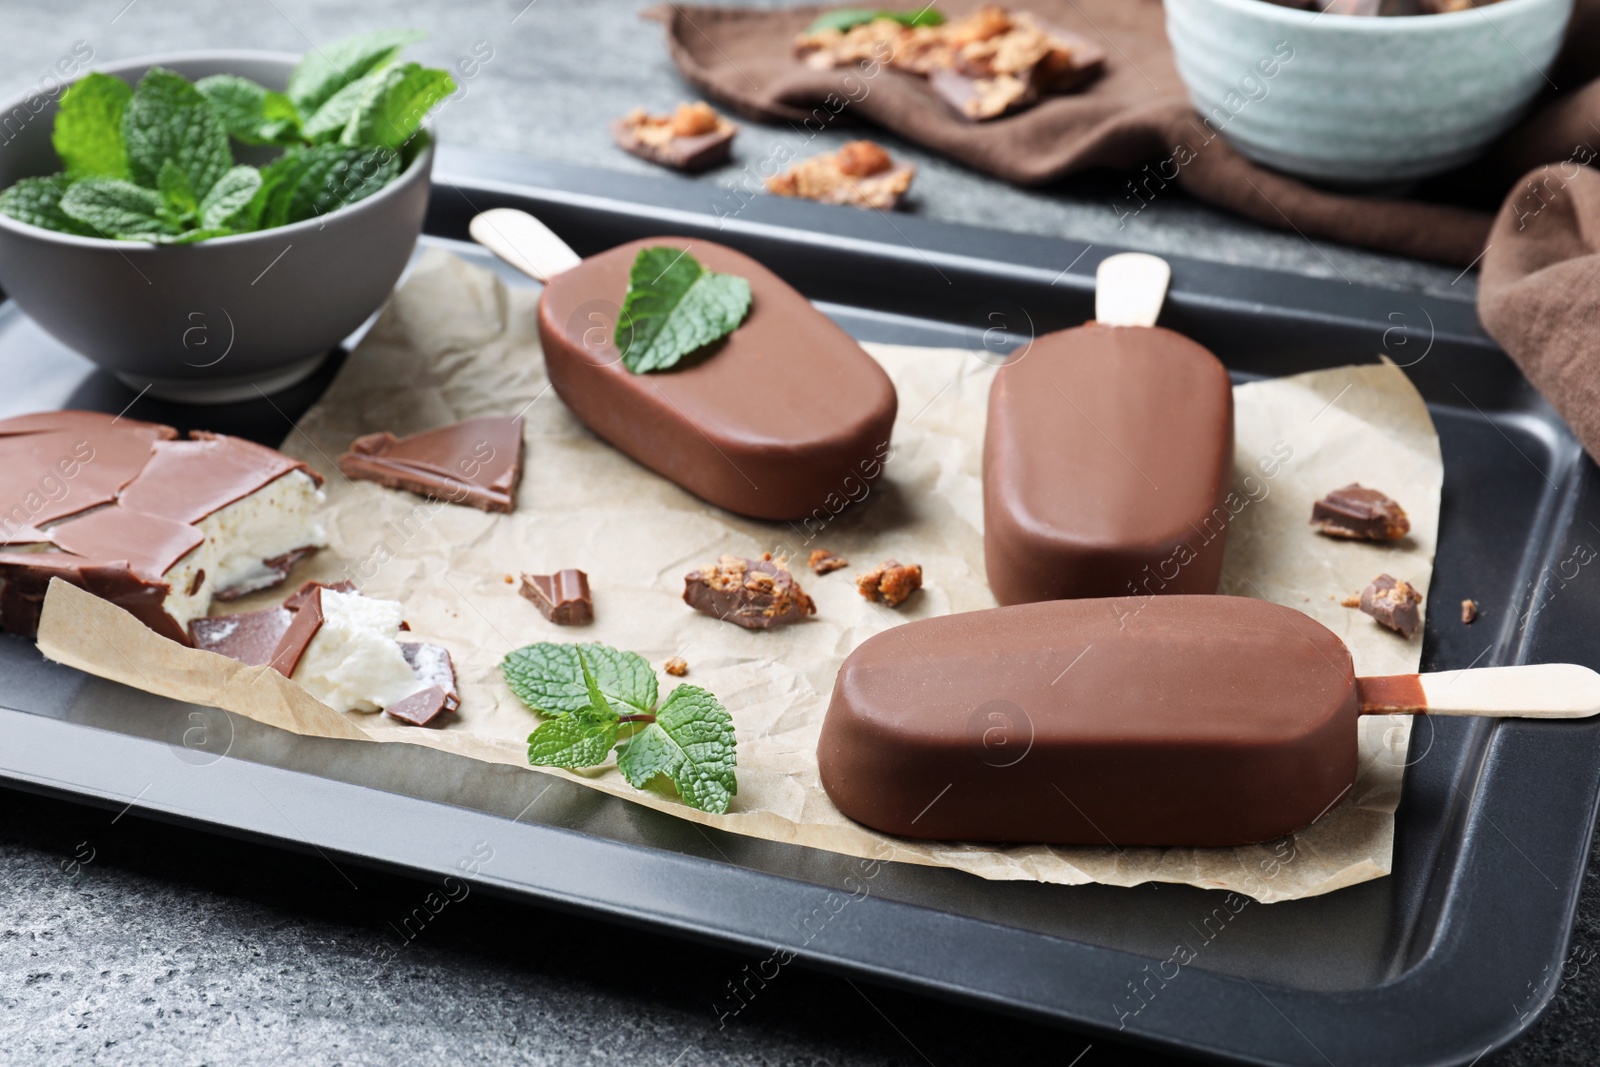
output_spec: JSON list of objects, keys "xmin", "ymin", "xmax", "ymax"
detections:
[
  {"xmin": 0, "ymin": 412, "xmax": 326, "ymax": 642},
  {"xmin": 855, "ymin": 559, "xmax": 922, "ymax": 607},
  {"xmin": 1360, "ymin": 573, "xmax": 1423, "ymax": 639},
  {"xmin": 766, "ymin": 141, "xmax": 915, "ymax": 211},
  {"xmin": 613, "ymin": 102, "xmax": 737, "ymax": 173},
  {"xmin": 519, "ymin": 569, "xmax": 593, "ymax": 625},
  {"xmin": 683, "ymin": 554, "xmax": 815, "ymax": 630},
  {"xmin": 817, "ymin": 595, "xmax": 1361, "ymax": 847},
  {"xmin": 1311, "ymin": 484, "xmax": 1411, "ymax": 541},
  {"xmin": 984, "ymin": 324, "xmax": 1235, "ymax": 605},
  {"xmin": 536, "ymin": 237, "xmax": 898, "ymax": 521},
  {"xmin": 337, "ymin": 415, "xmax": 524, "ymax": 513}
]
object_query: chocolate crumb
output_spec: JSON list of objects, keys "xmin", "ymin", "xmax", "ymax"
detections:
[
  {"xmin": 683, "ymin": 555, "xmax": 815, "ymax": 630},
  {"xmin": 1359, "ymin": 573, "xmax": 1423, "ymax": 639},
  {"xmin": 664, "ymin": 656, "xmax": 688, "ymax": 677},
  {"xmin": 809, "ymin": 548, "xmax": 849, "ymax": 575},
  {"xmin": 504, "ymin": 574, "xmax": 514, "ymax": 584},
  {"xmin": 856, "ymin": 560, "xmax": 923, "ymax": 608},
  {"xmin": 1461, "ymin": 599, "xmax": 1478, "ymax": 625},
  {"xmin": 1311, "ymin": 484, "xmax": 1410, "ymax": 541},
  {"xmin": 1340, "ymin": 594, "xmax": 1362, "ymax": 608}
]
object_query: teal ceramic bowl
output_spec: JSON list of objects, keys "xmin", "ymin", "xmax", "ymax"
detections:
[{"xmin": 1164, "ymin": 0, "xmax": 1573, "ymax": 184}]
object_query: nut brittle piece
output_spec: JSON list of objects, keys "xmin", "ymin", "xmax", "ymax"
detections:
[
  {"xmin": 684, "ymin": 553, "xmax": 816, "ymax": 630},
  {"xmin": 766, "ymin": 141, "xmax": 915, "ymax": 210}
]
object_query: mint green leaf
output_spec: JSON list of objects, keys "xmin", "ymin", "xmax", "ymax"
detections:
[
  {"xmin": 615, "ymin": 247, "xmax": 752, "ymax": 374},
  {"xmin": 196, "ymin": 75, "xmax": 302, "ymax": 145},
  {"xmin": 279, "ymin": 143, "xmax": 398, "ymax": 224},
  {"xmin": 339, "ymin": 62, "xmax": 455, "ymax": 150},
  {"xmin": 501, "ymin": 642, "xmax": 658, "ymax": 718},
  {"xmin": 804, "ymin": 8, "xmax": 946, "ymax": 33},
  {"xmin": 59, "ymin": 178, "xmax": 172, "ymax": 239},
  {"xmin": 287, "ymin": 28, "xmax": 424, "ymax": 115},
  {"xmin": 123, "ymin": 68, "xmax": 232, "ymax": 198},
  {"xmin": 527, "ymin": 709, "xmax": 620, "ymax": 769},
  {"xmin": 150, "ymin": 226, "xmax": 232, "ymax": 245},
  {"xmin": 156, "ymin": 159, "xmax": 198, "ymax": 225},
  {"xmin": 300, "ymin": 68, "xmax": 387, "ymax": 144},
  {"xmin": 52, "ymin": 73, "xmax": 132, "ymax": 180},
  {"xmin": 199, "ymin": 165, "xmax": 262, "ymax": 229},
  {"xmin": 616, "ymin": 685, "xmax": 737, "ymax": 814},
  {"xmin": 0, "ymin": 175, "xmax": 98, "ymax": 236}
]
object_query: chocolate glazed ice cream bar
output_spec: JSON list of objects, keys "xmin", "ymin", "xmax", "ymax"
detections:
[
  {"xmin": 818, "ymin": 595, "xmax": 1600, "ymax": 847},
  {"xmin": 0, "ymin": 411, "xmax": 325, "ymax": 643},
  {"xmin": 470, "ymin": 208, "xmax": 898, "ymax": 521},
  {"xmin": 984, "ymin": 254, "xmax": 1234, "ymax": 605}
]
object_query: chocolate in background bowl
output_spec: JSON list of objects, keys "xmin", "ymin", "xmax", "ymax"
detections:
[
  {"xmin": 0, "ymin": 51, "xmax": 432, "ymax": 404},
  {"xmin": 1163, "ymin": 0, "xmax": 1573, "ymax": 185}
]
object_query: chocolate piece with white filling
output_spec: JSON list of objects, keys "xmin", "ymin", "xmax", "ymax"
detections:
[
  {"xmin": 0, "ymin": 411, "xmax": 326, "ymax": 641},
  {"xmin": 519, "ymin": 569, "xmax": 593, "ymax": 625},
  {"xmin": 684, "ymin": 555, "xmax": 815, "ymax": 630},
  {"xmin": 1360, "ymin": 573, "xmax": 1423, "ymax": 639},
  {"xmin": 1312, "ymin": 484, "xmax": 1411, "ymax": 541},
  {"xmin": 613, "ymin": 102, "xmax": 737, "ymax": 173},
  {"xmin": 337, "ymin": 415, "xmax": 524, "ymax": 513}
]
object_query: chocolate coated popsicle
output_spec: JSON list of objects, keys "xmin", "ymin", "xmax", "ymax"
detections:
[
  {"xmin": 984, "ymin": 254, "xmax": 1234, "ymax": 605},
  {"xmin": 534, "ymin": 236, "xmax": 898, "ymax": 521},
  {"xmin": 818, "ymin": 595, "xmax": 1359, "ymax": 847}
]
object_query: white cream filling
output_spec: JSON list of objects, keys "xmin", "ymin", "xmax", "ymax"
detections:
[
  {"xmin": 290, "ymin": 589, "xmax": 426, "ymax": 713},
  {"xmin": 161, "ymin": 544, "xmax": 212, "ymax": 632},
  {"xmin": 197, "ymin": 470, "xmax": 328, "ymax": 595}
]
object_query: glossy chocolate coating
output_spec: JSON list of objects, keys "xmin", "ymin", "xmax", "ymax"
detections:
[
  {"xmin": 984, "ymin": 324, "xmax": 1234, "ymax": 605},
  {"xmin": 817, "ymin": 595, "xmax": 1359, "ymax": 847},
  {"xmin": 537, "ymin": 238, "xmax": 898, "ymax": 521},
  {"xmin": 337, "ymin": 415, "xmax": 524, "ymax": 513}
]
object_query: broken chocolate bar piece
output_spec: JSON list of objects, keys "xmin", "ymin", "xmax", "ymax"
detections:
[
  {"xmin": 856, "ymin": 560, "xmax": 923, "ymax": 607},
  {"xmin": 684, "ymin": 555, "xmax": 815, "ymax": 630},
  {"xmin": 664, "ymin": 656, "xmax": 688, "ymax": 676},
  {"xmin": 191, "ymin": 604, "xmax": 294, "ymax": 666},
  {"xmin": 1312, "ymin": 484, "xmax": 1411, "ymax": 541},
  {"xmin": 1360, "ymin": 573, "xmax": 1423, "ymax": 639},
  {"xmin": 384, "ymin": 685, "xmax": 451, "ymax": 726},
  {"xmin": 613, "ymin": 102, "xmax": 737, "ymax": 173},
  {"xmin": 766, "ymin": 141, "xmax": 915, "ymax": 211},
  {"xmin": 338, "ymin": 415, "xmax": 524, "ymax": 513},
  {"xmin": 0, "ymin": 411, "xmax": 325, "ymax": 642},
  {"xmin": 520, "ymin": 569, "xmax": 594, "ymax": 625},
  {"xmin": 809, "ymin": 548, "xmax": 848, "ymax": 575}
]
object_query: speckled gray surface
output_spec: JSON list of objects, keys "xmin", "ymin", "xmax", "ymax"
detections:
[{"xmin": 2, "ymin": 3, "xmax": 1591, "ymax": 1066}]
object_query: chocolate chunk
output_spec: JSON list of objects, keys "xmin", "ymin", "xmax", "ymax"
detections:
[
  {"xmin": 808, "ymin": 548, "xmax": 848, "ymax": 575},
  {"xmin": 1359, "ymin": 573, "xmax": 1423, "ymax": 639},
  {"xmin": 766, "ymin": 142, "xmax": 916, "ymax": 210},
  {"xmin": 856, "ymin": 560, "xmax": 923, "ymax": 607},
  {"xmin": 664, "ymin": 656, "xmax": 688, "ymax": 676},
  {"xmin": 1311, "ymin": 484, "xmax": 1411, "ymax": 541},
  {"xmin": 191, "ymin": 606, "xmax": 294, "ymax": 666},
  {"xmin": 613, "ymin": 103, "xmax": 737, "ymax": 173},
  {"xmin": 337, "ymin": 415, "xmax": 524, "ymax": 513},
  {"xmin": 520, "ymin": 569, "xmax": 593, "ymax": 625},
  {"xmin": 384, "ymin": 685, "xmax": 452, "ymax": 726},
  {"xmin": 268, "ymin": 584, "xmax": 326, "ymax": 676},
  {"xmin": 683, "ymin": 555, "xmax": 815, "ymax": 630},
  {"xmin": 1461, "ymin": 599, "xmax": 1479, "ymax": 625},
  {"xmin": 401, "ymin": 640, "xmax": 460, "ymax": 711}
]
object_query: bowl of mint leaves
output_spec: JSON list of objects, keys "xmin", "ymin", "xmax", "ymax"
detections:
[{"xmin": 0, "ymin": 31, "xmax": 454, "ymax": 403}]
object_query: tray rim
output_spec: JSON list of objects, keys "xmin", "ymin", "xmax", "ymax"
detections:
[{"xmin": 1, "ymin": 147, "xmax": 1595, "ymax": 1067}]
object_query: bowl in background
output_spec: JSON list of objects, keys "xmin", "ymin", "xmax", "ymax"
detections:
[
  {"xmin": 1163, "ymin": 0, "xmax": 1573, "ymax": 185},
  {"xmin": 0, "ymin": 51, "xmax": 432, "ymax": 403}
]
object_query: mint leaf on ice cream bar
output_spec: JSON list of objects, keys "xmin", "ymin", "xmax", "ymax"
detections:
[{"xmin": 614, "ymin": 246, "xmax": 752, "ymax": 374}]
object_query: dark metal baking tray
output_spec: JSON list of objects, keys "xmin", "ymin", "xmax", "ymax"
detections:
[{"xmin": 2, "ymin": 144, "xmax": 1597, "ymax": 1067}]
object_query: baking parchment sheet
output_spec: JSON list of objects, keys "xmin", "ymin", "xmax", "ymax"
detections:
[{"xmin": 39, "ymin": 249, "xmax": 1442, "ymax": 903}]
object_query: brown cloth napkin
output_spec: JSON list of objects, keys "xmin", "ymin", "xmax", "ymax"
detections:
[{"xmin": 654, "ymin": 0, "xmax": 1600, "ymax": 460}]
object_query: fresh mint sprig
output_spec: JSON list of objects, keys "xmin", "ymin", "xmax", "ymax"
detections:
[
  {"xmin": 0, "ymin": 28, "xmax": 454, "ymax": 243},
  {"xmin": 502, "ymin": 642, "xmax": 738, "ymax": 815},
  {"xmin": 804, "ymin": 7, "xmax": 946, "ymax": 34},
  {"xmin": 615, "ymin": 247, "xmax": 752, "ymax": 374}
]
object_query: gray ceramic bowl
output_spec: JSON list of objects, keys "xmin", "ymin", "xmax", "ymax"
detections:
[
  {"xmin": 1164, "ymin": 0, "xmax": 1573, "ymax": 185},
  {"xmin": 0, "ymin": 51, "xmax": 432, "ymax": 403}
]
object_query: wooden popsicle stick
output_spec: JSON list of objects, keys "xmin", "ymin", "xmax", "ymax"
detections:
[
  {"xmin": 469, "ymin": 208, "xmax": 582, "ymax": 284},
  {"xmin": 1094, "ymin": 252, "xmax": 1172, "ymax": 328},
  {"xmin": 1357, "ymin": 664, "xmax": 1600, "ymax": 719}
]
